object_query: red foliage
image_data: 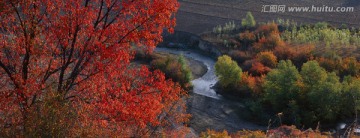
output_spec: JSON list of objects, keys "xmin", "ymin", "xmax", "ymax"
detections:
[
  {"xmin": 0, "ymin": 0, "xmax": 187, "ymax": 136},
  {"xmin": 249, "ymin": 62, "xmax": 272, "ymax": 76},
  {"xmin": 252, "ymin": 26, "xmax": 285, "ymax": 52}
]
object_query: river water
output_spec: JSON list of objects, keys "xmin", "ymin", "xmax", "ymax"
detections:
[
  {"xmin": 155, "ymin": 47, "xmax": 267, "ymax": 134},
  {"xmin": 155, "ymin": 47, "xmax": 223, "ymax": 99}
]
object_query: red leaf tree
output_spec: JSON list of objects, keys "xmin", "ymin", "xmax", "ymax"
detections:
[{"xmin": 0, "ymin": 0, "xmax": 188, "ymax": 136}]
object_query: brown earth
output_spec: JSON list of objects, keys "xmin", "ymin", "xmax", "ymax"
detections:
[{"xmin": 175, "ymin": 0, "xmax": 360, "ymax": 34}]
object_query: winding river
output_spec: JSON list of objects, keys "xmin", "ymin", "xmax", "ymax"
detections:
[
  {"xmin": 155, "ymin": 47, "xmax": 223, "ymax": 99},
  {"xmin": 155, "ymin": 47, "xmax": 267, "ymax": 134}
]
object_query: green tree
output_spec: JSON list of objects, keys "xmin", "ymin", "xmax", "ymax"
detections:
[
  {"xmin": 341, "ymin": 76, "xmax": 360, "ymax": 118},
  {"xmin": 300, "ymin": 61, "xmax": 342, "ymax": 124},
  {"xmin": 304, "ymin": 72, "xmax": 342, "ymax": 124},
  {"xmin": 263, "ymin": 60, "xmax": 301, "ymax": 112},
  {"xmin": 242, "ymin": 12, "xmax": 256, "ymax": 27},
  {"xmin": 300, "ymin": 61, "xmax": 327, "ymax": 88},
  {"xmin": 215, "ymin": 55, "xmax": 242, "ymax": 88}
]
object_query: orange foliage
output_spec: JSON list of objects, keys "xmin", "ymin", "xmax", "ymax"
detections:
[
  {"xmin": 240, "ymin": 72, "xmax": 265, "ymax": 96},
  {"xmin": 274, "ymin": 45, "xmax": 296, "ymax": 61},
  {"xmin": 252, "ymin": 27, "xmax": 285, "ymax": 52},
  {"xmin": 239, "ymin": 31, "xmax": 256, "ymax": 48},
  {"xmin": 255, "ymin": 23, "xmax": 279, "ymax": 37},
  {"xmin": 200, "ymin": 125, "xmax": 330, "ymax": 138},
  {"xmin": 291, "ymin": 44, "xmax": 315, "ymax": 67},
  {"xmin": 316, "ymin": 56, "xmax": 360, "ymax": 77},
  {"xmin": 267, "ymin": 125, "xmax": 329, "ymax": 138},
  {"xmin": 232, "ymin": 130, "xmax": 266, "ymax": 137},
  {"xmin": 256, "ymin": 51, "xmax": 278, "ymax": 68},
  {"xmin": 250, "ymin": 62, "xmax": 272, "ymax": 76},
  {"xmin": 316, "ymin": 57, "xmax": 339, "ymax": 72},
  {"xmin": 200, "ymin": 129, "xmax": 231, "ymax": 138}
]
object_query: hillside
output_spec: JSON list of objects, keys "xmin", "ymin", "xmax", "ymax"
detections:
[{"xmin": 175, "ymin": 0, "xmax": 360, "ymax": 34}]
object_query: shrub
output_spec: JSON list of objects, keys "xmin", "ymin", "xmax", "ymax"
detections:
[
  {"xmin": 239, "ymin": 31, "xmax": 256, "ymax": 49},
  {"xmin": 215, "ymin": 55, "xmax": 243, "ymax": 88},
  {"xmin": 242, "ymin": 59, "xmax": 256, "ymax": 71},
  {"xmin": 228, "ymin": 50, "xmax": 252, "ymax": 64},
  {"xmin": 267, "ymin": 125, "xmax": 329, "ymax": 138},
  {"xmin": 178, "ymin": 55, "xmax": 193, "ymax": 84},
  {"xmin": 150, "ymin": 54, "xmax": 192, "ymax": 88},
  {"xmin": 232, "ymin": 130, "xmax": 266, "ymax": 137},
  {"xmin": 273, "ymin": 45, "xmax": 296, "ymax": 61},
  {"xmin": 252, "ymin": 24, "xmax": 285, "ymax": 52},
  {"xmin": 291, "ymin": 44, "xmax": 314, "ymax": 68},
  {"xmin": 22, "ymin": 91, "xmax": 79, "ymax": 137},
  {"xmin": 256, "ymin": 51, "xmax": 278, "ymax": 68},
  {"xmin": 200, "ymin": 130, "xmax": 231, "ymax": 138},
  {"xmin": 213, "ymin": 21, "xmax": 237, "ymax": 34},
  {"xmin": 255, "ymin": 23, "xmax": 279, "ymax": 37}
]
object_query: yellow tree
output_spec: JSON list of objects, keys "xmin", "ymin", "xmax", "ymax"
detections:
[{"xmin": 215, "ymin": 55, "xmax": 242, "ymax": 88}]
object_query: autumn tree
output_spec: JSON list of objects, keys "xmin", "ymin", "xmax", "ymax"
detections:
[
  {"xmin": 252, "ymin": 23, "xmax": 285, "ymax": 52},
  {"xmin": 342, "ymin": 77, "xmax": 360, "ymax": 118},
  {"xmin": 239, "ymin": 31, "xmax": 256, "ymax": 49},
  {"xmin": 263, "ymin": 60, "xmax": 301, "ymax": 112},
  {"xmin": 0, "ymin": 0, "xmax": 188, "ymax": 137},
  {"xmin": 255, "ymin": 51, "xmax": 278, "ymax": 68},
  {"xmin": 241, "ymin": 12, "xmax": 256, "ymax": 28},
  {"xmin": 300, "ymin": 61, "xmax": 342, "ymax": 125},
  {"xmin": 215, "ymin": 55, "xmax": 242, "ymax": 88},
  {"xmin": 249, "ymin": 62, "xmax": 271, "ymax": 76}
]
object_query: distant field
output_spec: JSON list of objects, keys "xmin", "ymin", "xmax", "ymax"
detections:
[{"xmin": 175, "ymin": 0, "xmax": 360, "ymax": 34}]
